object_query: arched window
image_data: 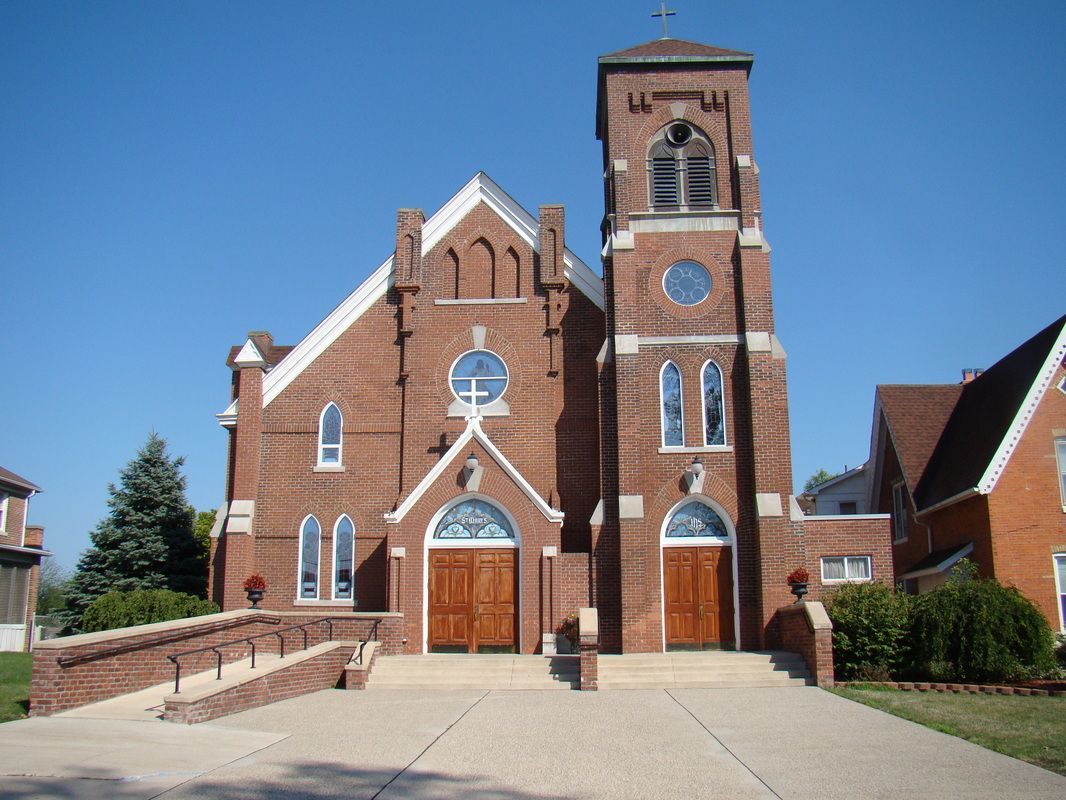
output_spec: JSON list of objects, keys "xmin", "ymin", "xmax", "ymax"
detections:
[
  {"xmin": 299, "ymin": 516, "xmax": 321, "ymax": 599},
  {"xmin": 701, "ymin": 361, "xmax": 726, "ymax": 446},
  {"xmin": 660, "ymin": 361, "xmax": 684, "ymax": 447},
  {"xmin": 647, "ymin": 121, "xmax": 718, "ymax": 210},
  {"xmin": 333, "ymin": 515, "xmax": 354, "ymax": 600},
  {"xmin": 433, "ymin": 498, "xmax": 515, "ymax": 540},
  {"xmin": 319, "ymin": 403, "xmax": 342, "ymax": 465},
  {"xmin": 665, "ymin": 501, "xmax": 729, "ymax": 539}
]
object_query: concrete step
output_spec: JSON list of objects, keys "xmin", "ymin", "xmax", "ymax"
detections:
[
  {"xmin": 368, "ymin": 655, "xmax": 578, "ymax": 690},
  {"xmin": 596, "ymin": 650, "xmax": 810, "ymax": 690},
  {"xmin": 597, "ymin": 677, "xmax": 810, "ymax": 690}
]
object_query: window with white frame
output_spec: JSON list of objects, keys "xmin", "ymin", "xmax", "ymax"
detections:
[
  {"xmin": 333, "ymin": 515, "xmax": 354, "ymax": 600},
  {"xmin": 1054, "ymin": 554, "xmax": 1066, "ymax": 632},
  {"xmin": 1056, "ymin": 438, "xmax": 1066, "ymax": 509},
  {"xmin": 892, "ymin": 482, "xmax": 908, "ymax": 542},
  {"xmin": 660, "ymin": 361, "xmax": 684, "ymax": 447},
  {"xmin": 0, "ymin": 493, "xmax": 7, "ymax": 535},
  {"xmin": 299, "ymin": 516, "xmax": 321, "ymax": 599},
  {"xmin": 821, "ymin": 556, "xmax": 872, "ymax": 582},
  {"xmin": 701, "ymin": 360, "xmax": 726, "ymax": 446},
  {"xmin": 319, "ymin": 404, "xmax": 342, "ymax": 465}
]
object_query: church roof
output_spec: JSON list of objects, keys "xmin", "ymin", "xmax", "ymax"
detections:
[{"xmin": 599, "ymin": 38, "xmax": 753, "ymax": 64}]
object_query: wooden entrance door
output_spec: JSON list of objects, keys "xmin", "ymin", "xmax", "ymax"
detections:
[
  {"xmin": 428, "ymin": 549, "xmax": 517, "ymax": 652},
  {"xmin": 663, "ymin": 546, "xmax": 735, "ymax": 650}
]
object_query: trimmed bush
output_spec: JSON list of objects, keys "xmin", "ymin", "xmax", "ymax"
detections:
[
  {"xmin": 908, "ymin": 567, "xmax": 1056, "ymax": 683},
  {"xmin": 824, "ymin": 582, "xmax": 909, "ymax": 681},
  {"xmin": 81, "ymin": 589, "xmax": 219, "ymax": 633}
]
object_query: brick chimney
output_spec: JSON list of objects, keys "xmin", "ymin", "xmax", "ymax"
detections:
[{"xmin": 961, "ymin": 368, "xmax": 985, "ymax": 384}]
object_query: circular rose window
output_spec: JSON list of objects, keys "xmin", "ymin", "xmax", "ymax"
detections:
[
  {"xmin": 663, "ymin": 261, "xmax": 711, "ymax": 306},
  {"xmin": 449, "ymin": 350, "xmax": 508, "ymax": 410}
]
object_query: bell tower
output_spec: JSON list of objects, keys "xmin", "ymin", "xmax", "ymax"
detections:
[{"xmin": 594, "ymin": 38, "xmax": 800, "ymax": 652}]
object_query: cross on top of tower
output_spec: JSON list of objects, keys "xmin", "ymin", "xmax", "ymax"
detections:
[{"xmin": 652, "ymin": 2, "xmax": 676, "ymax": 39}]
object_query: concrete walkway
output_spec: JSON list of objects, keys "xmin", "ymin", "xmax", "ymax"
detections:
[{"xmin": 2, "ymin": 687, "xmax": 1064, "ymax": 799}]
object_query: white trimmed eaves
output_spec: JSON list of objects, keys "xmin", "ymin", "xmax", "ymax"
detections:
[
  {"xmin": 384, "ymin": 417, "xmax": 564, "ymax": 525},
  {"xmin": 974, "ymin": 323, "xmax": 1066, "ymax": 496},
  {"xmin": 217, "ymin": 399, "xmax": 238, "ymax": 429}
]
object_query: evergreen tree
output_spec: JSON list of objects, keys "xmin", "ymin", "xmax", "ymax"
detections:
[{"xmin": 67, "ymin": 433, "xmax": 205, "ymax": 627}]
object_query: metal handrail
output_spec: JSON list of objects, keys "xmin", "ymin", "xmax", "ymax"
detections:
[
  {"xmin": 354, "ymin": 618, "xmax": 381, "ymax": 665},
  {"xmin": 165, "ymin": 616, "xmax": 381, "ymax": 694},
  {"xmin": 56, "ymin": 613, "xmax": 282, "ymax": 668}
]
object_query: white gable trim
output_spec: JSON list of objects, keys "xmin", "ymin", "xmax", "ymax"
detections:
[
  {"xmin": 384, "ymin": 417, "xmax": 564, "ymax": 525},
  {"xmin": 976, "ymin": 322, "xmax": 1066, "ymax": 496},
  {"xmin": 215, "ymin": 173, "xmax": 605, "ymax": 415},
  {"xmin": 234, "ymin": 339, "xmax": 267, "ymax": 367}
]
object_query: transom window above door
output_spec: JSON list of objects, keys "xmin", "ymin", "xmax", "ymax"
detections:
[
  {"xmin": 665, "ymin": 501, "xmax": 729, "ymax": 539},
  {"xmin": 450, "ymin": 350, "xmax": 509, "ymax": 412},
  {"xmin": 434, "ymin": 498, "xmax": 515, "ymax": 540}
]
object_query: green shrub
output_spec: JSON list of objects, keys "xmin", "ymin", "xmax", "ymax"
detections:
[
  {"xmin": 908, "ymin": 569, "xmax": 1055, "ymax": 683},
  {"xmin": 81, "ymin": 589, "xmax": 219, "ymax": 633},
  {"xmin": 824, "ymin": 582, "xmax": 909, "ymax": 681}
]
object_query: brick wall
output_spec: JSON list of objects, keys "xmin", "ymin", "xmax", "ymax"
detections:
[
  {"xmin": 30, "ymin": 611, "xmax": 403, "ymax": 715},
  {"xmin": 768, "ymin": 602, "xmax": 834, "ymax": 688},
  {"xmin": 803, "ymin": 515, "xmax": 894, "ymax": 601}
]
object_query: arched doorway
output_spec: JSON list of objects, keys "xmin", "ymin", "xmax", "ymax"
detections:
[
  {"xmin": 660, "ymin": 498, "xmax": 739, "ymax": 651},
  {"xmin": 424, "ymin": 494, "xmax": 520, "ymax": 653}
]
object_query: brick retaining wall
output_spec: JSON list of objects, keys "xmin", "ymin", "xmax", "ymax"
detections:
[{"xmin": 767, "ymin": 601, "xmax": 834, "ymax": 688}]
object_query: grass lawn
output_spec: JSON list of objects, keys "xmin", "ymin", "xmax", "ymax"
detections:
[
  {"xmin": 0, "ymin": 652, "xmax": 32, "ymax": 723},
  {"xmin": 833, "ymin": 685, "xmax": 1066, "ymax": 777}
]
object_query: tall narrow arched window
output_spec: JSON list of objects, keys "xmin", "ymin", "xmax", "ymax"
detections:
[
  {"xmin": 701, "ymin": 360, "xmax": 726, "ymax": 446},
  {"xmin": 660, "ymin": 361, "xmax": 684, "ymax": 447},
  {"xmin": 647, "ymin": 121, "xmax": 718, "ymax": 210},
  {"xmin": 299, "ymin": 516, "xmax": 321, "ymax": 599},
  {"xmin": 333, "ymin": 515, "xmax": 354, "ymax": 601},
  {"xmin": 319, "ymin": 403, "xmax": 342, "ymax": 465}
]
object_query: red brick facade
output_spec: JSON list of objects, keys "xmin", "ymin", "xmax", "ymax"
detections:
[
  {"xmin": 208, "ymin": 38, "xmax": 890, "ymax": 656},
  {"xmin": 0, "ymin": 468, "xmax": 47, "ymax": 652}
]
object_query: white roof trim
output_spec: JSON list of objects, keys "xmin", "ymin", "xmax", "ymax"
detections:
[
  {"xmin": 384, "ymin": 416, "xmax": 564, "ymax": 525},
  {"xmin": 234, "ymin": 339, "xmax": 267, "ymax": 367},
  {"xmin": 214, "ymin": 173, "xmax": 605, "ymax": 416},
  {"xmin": 976, "ymin": 322, "xmax": 1066, "ymax": 496},
  {"xmin": 899, "ymin": 542, "xmax": 974, "ymax": 580},
  {"xmin": 217, "ymin": 399, "xmax": 238, "ymax": 428}
]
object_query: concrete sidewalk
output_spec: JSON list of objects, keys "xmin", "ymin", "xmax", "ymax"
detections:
[{"xmin": 2, "ymin": 687, "xmax": 1064, "ymax": 799}]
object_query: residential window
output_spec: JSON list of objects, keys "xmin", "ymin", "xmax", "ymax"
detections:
[
  {"xmin": 0, "ymin": 493, "xmax": 7, "ymax": 535},
  {"xmin": 450, "ymin": 350, "xmax": 509, "ymax": 412},
  {"xmin": 1056, "ymin": 438, "xmax": 1066, "ymax": 508},
  {"xmin": 701, "ymin": 360, "xmax": 726, "ymax": 446},
  {"xmin": 299, "ymin": 516, "xmax": 321, "ymax": 599},
  {"xmin": 647, "ymin": 122, "xmax": 718, "ymax": 210},
  {"xmin": 333, "ymin": 515, "xmax": 354, "ymax": 601},
  {"xmin": 1055, "ymin": 554, "xmax": 1066, "ymax": 632},
  {"xmin": 0, "ymin": 562, "xmax": 29, "ymax": 625},
  {"xmin": 821, "ymin": 556, "xmax": 872, "ymax": 582},
  {"xmin": 892, "ymin": 482, "xmax": 908, "ymax": 542},
  {"xmin": 319, "ymin": 404, "xmax": 342, "ymax": 465},
  {"xmin": 660, "ymin": 361, "xmax": 684, "ymax": 447},
  {"xmin": 838, "ymin": 502, "xmax": 858, "ymax": 515}
]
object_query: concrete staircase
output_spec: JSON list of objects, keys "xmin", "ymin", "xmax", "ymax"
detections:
[
  {"xmin": 368, "ymin": 654, "xmax": 580, "ymax": 690},
  {"xmin": 597, "ymin": 650, "xmax": 810, "ymax": 689}
]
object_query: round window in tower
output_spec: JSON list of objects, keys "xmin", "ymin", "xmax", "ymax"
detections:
[
  {"xmin": 450, "ymin": 350, "xmax": 509, "ymax": 411},
  {"xmin": 663, "ymin": 261, "xmax": 711, "ymax": 306}
]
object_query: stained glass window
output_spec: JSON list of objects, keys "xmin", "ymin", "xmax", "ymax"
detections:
[
  {"xmin": 702, "ymin": 361, "xmax": 725, "ymax": 446},
  {"xmin": 333, "ymin": 515, "xmax": 354, "ymax": 600},
  {"xmin": 663, "ymin": 261, "xmax": 711, "ymax": 306},
  {"xmin": 450, "ymin": 350, "xmax": 508, "ymax": 411},
  {"xmin": 661, "ymin": 361, "xmax": 684, "ymax": 447},
  {"xmin": 300, "ymin": 516, "xmax": 321, "ymax": 598},
  {"xmin": 665, "ymin": 501, "xmax": 728, "ymax": 538},
  {"xmin": 319, "ymin": 404, "xmax": 342, "ymax": 464},
  {"xmin": 433, "ymin": 499, "xmax": 515, "ymax": 540}
]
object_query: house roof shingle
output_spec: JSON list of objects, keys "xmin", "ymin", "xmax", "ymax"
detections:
[
  {"xmin": 914, "ymin": 314, "xmax": 1066, "ymax": 510},
  {"xmin": 877, "ymin": 384, "xmax": 963, "ymax": 494},
  {"xmin": 0, "ymin": 466, "xmax": 42, "ymax": 494}
]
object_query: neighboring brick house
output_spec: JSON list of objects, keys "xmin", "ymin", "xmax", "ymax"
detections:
[
  {"xmin": 868, "ymin": 315, "xmax": 1066, "ymax": 631},
  {"xmin": 0, "ymin": 467, "xmax": 49, "ymax": 652},
  {"xmin": 208, "ymin": 37, "xmax": 890, "ymax": 654}
]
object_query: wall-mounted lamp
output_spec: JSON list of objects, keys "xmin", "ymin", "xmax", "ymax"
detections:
[
  {"xmin": 689, "ymin": 456, "xmax": 704, "ymax": 476},
  {"xmin": 685, "ymin": 456, "xmax": 705, "ymax": 495}
]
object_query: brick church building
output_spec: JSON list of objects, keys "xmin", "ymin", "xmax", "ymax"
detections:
[{"xmin": 208, "ymin": 36, "xmax": 890, "ymax": 655}]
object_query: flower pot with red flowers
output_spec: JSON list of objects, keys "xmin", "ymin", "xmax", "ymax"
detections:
[
  {"xmin": 243, "ymin": 574, "xmax": 267, "ymax": 608},
  {"xmin": 786, "ymin": 567, "xmax": 810, "ymax": 603}
]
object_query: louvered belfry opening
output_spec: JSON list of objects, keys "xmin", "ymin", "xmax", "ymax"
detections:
[{"xmin": 647, "ymin": 123, "xmax": 717, "ymax": 210}]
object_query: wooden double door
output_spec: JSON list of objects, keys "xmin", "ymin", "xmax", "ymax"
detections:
[
  {"xmin": 663, "ymin": 546, "xmax": 735, "ymax": 650},
  {"xmin": 428, "ymin": 549, "xmax": 517, "ymax": 653}
]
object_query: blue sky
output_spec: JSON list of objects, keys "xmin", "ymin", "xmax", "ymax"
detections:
[{"xmin": 2, "ymin": 1, "xmax": 1063, "ymax": 571}]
